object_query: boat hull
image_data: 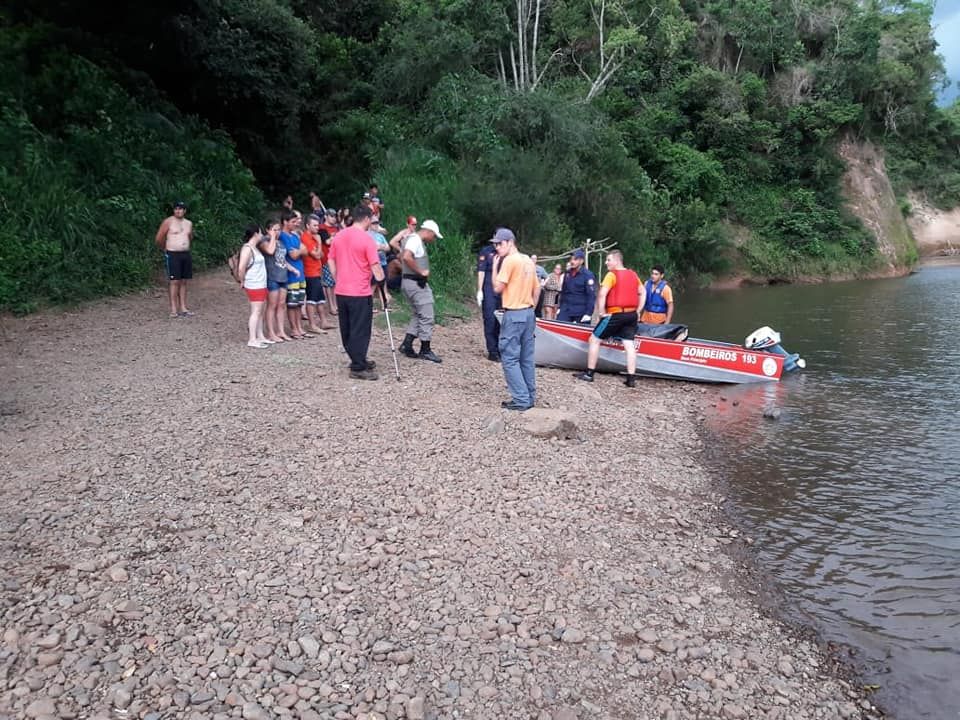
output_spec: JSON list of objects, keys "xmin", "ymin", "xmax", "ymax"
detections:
[{"xmin": 534, "ymin": 318, "xmax": 785, "ymax": 383}]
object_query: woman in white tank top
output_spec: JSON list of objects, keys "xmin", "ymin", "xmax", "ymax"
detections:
[{"xmin": 238, "ymin": 226, "xmax": 271, "ymax": 348}]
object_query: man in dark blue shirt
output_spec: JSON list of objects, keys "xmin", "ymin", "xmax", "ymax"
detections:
[
  {"xmin": 557, "ymin": 249, "xmax": 596, "ymax": 323},
  {"xmin": 476, "ymin": 241, "xmax": 502, "ymax": 360}
]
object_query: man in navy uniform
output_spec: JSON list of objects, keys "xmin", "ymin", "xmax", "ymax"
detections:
[
  {"xmin": 557, "ymin": 248, "xmax": 596, "ymax": 323},
  {"xmin": 476, "ymin": 238, "xmax": 502, "ymax": 360}
]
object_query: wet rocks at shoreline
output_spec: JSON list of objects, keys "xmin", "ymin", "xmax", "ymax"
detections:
[{"xmin": 0, "ymin": 270, "xmax": 879, "ymax": 719}]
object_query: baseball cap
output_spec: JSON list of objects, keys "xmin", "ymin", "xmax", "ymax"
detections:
[
  {"xmin": 572, "ymin": 248, "xmax": 585, "ymax": 259},
  {"xmin": 173, "ymin": 201, "xmax": 187, "ymax": 209},
  {"xmin": 362, "ymin": 192, "xmax": 371, "ymax": 199},
  {"xmin": 420, "ymin": 219, "xmax": 443, "ymax": 238},
  {"xmin": 491, "ymin": 227, "xmax": 515, "ymax": 243}
]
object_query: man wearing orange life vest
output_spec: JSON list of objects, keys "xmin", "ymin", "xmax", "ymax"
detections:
[{"xmin": 573, "ymin": 250, "xmax": 646, "ymax": 387}]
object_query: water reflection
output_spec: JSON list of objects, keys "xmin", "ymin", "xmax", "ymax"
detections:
[{"xmin": 685, "ymin": 266, "xmax": 960, "ymax": 720}]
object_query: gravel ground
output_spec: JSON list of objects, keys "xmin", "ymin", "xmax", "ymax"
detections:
[{"xmin": 1, "ymin": 270, "xmax": 880, "ymax": 720}]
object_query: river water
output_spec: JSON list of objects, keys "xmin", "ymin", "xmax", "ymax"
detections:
[{"xmin": 681, "ymin": 264, "xmax": 960, "ymax": 720}]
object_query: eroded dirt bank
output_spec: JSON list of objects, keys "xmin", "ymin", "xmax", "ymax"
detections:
[{"xmin": 0, "ymin": 270, "xmax": 878, "ymax": 720}]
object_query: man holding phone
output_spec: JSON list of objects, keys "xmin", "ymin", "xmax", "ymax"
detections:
[{"xmin": 491, "ymin": 228, "xmax": 540, "ymax": 411}]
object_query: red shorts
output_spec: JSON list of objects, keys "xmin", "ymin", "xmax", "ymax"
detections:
[{"xmin": 245, "ymin": 287, "xmax": 268, "ymax": 302}]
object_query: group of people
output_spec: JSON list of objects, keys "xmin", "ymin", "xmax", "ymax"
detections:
[
  {"xmin": 475, "ymin": 231, "xmax": 678, "ymax": 408},
  {"xmin": 226, "ymin": 188, "xmax": 445, "ymax": 379},
  {"xmin": 477, "ymin": 240, "xmax": 675, "ymax": 350},
  {"xmin": 154, "ymin": 194, "xmax": 676, "ymax": 406},
  {"xmin": 538, "ymin": 252, "xmax": 674, "ymax": 326}
]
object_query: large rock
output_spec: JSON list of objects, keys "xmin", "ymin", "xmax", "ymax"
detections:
[
  {"xmin": 905, "ymin": 192, "xmax": 960, "ymax": 257},
  {"xmin": 838, "ymin": 135, "xmax": 916, "ymax": 274},
  {"xmin": 518, "ymin": 409, "xmax": 581, "ymax": 440}
]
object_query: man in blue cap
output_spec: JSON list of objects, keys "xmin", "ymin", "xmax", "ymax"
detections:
[
  {"xmin": 557, "ymin": 249, "xmax": 596, "ymax": 323},
  {"xmin": 490, "ymin": 227, "xmax": 540, "ymax": 410},
  {"xmin": 476, "ymin": 234, "xmax": 502, "ymax": 361}
]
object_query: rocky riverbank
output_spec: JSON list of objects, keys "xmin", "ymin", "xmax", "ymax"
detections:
[{"xmin": 1, "ymin": 270, "xmax": 879, "ymax": 720}]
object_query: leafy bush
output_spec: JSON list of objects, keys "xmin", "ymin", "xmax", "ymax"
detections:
[
  {"xmin": 375, "ymin": 148, "xmax": 473, "ymax": 319},
  {"xmin": 0, "ymin": 28, "xmax": 263, "ymax": 312},
  {"xmin": 885, "ymin": 103, "xmax": 960, "ymax": 209}
]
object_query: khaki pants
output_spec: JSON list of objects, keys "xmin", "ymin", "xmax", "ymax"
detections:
[{"xmin": 401, "ymin": 278, "xmax": 435, "ymax": 341}]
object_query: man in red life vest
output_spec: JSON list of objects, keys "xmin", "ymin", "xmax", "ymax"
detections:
[{"xmin": 573, "ymin": 250, "xmax": 646, "ymax": 387}]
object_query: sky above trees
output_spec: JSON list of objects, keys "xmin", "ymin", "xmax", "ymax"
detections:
[{"xmin": 935, "ymin": 0, "xmax": 960, "ymax": 103}]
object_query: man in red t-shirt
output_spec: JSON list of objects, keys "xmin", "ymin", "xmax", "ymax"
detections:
[
  {"xmin": 327, "ymin": 205, "xmax": 385, "ymax": 380},
  {"xmin": 301, "ymin": 215, "xmax": 334, "ymax": 333}
]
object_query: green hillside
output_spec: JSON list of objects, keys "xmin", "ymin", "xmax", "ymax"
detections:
[{"xmin": 2, "ymin": 0, "xmax": 959, "ymax": 311}]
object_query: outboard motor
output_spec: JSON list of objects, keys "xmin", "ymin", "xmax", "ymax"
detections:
[{"xmin": 745, "ymin": 326, "xmax": 806, "ymax": 372}]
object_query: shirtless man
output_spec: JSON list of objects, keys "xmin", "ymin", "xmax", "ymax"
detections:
[{"xmin": 155, "ymin": 201, "xmax": 194, "ymax": 317}]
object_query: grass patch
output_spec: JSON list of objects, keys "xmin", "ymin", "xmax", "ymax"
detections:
[{"xmin": 374, "ymin": 148, "xmax": 474, "ymax": 321}]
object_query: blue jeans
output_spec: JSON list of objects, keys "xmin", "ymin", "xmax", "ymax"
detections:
[
  {"xmin": 481, "ymin": 291, "xmax": 501, "ymax": 356},
  {"xmin": 498, "ymin": 308, "xmax": 536, "ymax": 406}
]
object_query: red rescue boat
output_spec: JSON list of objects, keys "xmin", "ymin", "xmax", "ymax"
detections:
[{"xmin": 534, "ymin": 318, "xmax": 804, "ymax": 384}]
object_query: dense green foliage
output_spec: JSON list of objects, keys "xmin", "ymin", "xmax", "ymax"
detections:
[
  {"xmin": 0, "ymin": 25, "xmax": 263, "ymax": 312},
  {"xmin": 376, "ymin": 148, "xmax": 474, "ymax": 318},
  {"xmin": 2, "ymin": 0, "xmax": 959, "ymax": 311}
]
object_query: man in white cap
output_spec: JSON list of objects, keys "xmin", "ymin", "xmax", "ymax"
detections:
[{"xmin": 399, "ymin": 219, "xmax": 444, "ymax": 363}]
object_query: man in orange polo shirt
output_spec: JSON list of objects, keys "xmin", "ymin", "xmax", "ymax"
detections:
[
  {"xmin": 574, "ymin": 250, "xmax": 645, "ymax": 387},
  {"xmin": 491, "ymin": 228, "xmax": 540, "ymax": 411}
]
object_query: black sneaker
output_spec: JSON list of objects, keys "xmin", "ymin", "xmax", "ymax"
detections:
[
  {"xmin": 349, "ymin": 368, "xmax": 379, "ymax": 381},
  {"xmin": 502, "ymin": 401, "xmax": 532, "ymax": 411},
  {"xmin": 623, "ymin": 374, "xmax": 636, "ymax": 388},
  {"xmin": 573, "ymin": 371, "xmax": 594, "ymax": 382},
  {"xmin": 344, "ymin": 360, "xmax": 378, "ymax": 370},
  {"xmin": 419, "ymin": 349, "xmax": 442, "ymax": 363},
  {"xmin": 400, "ymin": 344, "xmax": 418, "ymax": 359},
  {"xmin": 487, "ymin": 353, "xmax": 501, "ymax": 362}
]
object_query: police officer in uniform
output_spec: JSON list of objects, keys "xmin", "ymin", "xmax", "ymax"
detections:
[
  {"xmin": 398, "ymin": 220, "xmax": 443, "ymax": 363},
  {"xmin": 557, "ymin": 248, "xmax": 596, "ymax": 323},
  {"xmin": 476, "ymin": 238, "xmax": 502, "ymax": 361}
]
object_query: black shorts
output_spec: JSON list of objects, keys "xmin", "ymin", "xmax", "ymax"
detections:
[
  {"xmin": 165, "ymin": 251, "xmax": 193, "ymax": 280},
  {"xmin": 593, "ymin": 311, "xmax": 638, "ymax": 340},
  {"xmin": 305, "ymin": 276, "xmax": 325, "ymax": 304}
]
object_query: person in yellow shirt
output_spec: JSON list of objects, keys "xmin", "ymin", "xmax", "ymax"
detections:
[
  {"xmin": 640, "ymin": 264, "xmax": 674, "ymax": 325},
  {"xmin": 491, "ymin": 228, "xmax": 540, "ymax": 411}
]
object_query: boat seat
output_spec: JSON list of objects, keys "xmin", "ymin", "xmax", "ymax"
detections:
[{"xmin": 637, "ymin": 323, "xmax": 688, "ymax": 341}]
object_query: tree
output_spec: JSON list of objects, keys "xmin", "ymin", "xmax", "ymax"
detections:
[
  {"xmin": 553, "ymin": 0, "xmax": 691, "ymax": 101},
  {"xmin": 498, "ymin": 0, "xmax": 562, "ymax": 92}
]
